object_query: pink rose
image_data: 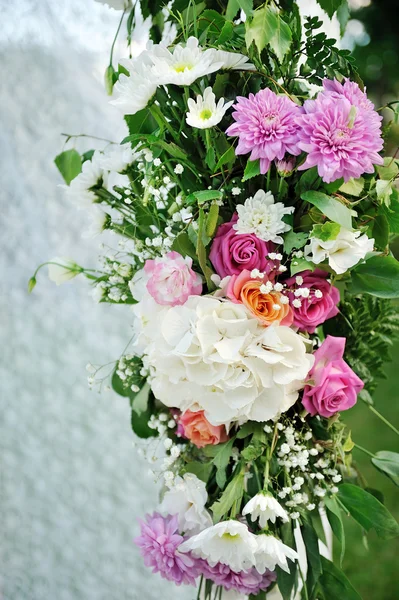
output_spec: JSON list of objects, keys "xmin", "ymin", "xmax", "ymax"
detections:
[
  {"xmin": 144, "ymin": 251, "xmax": 202, "ymax": 306},
  {"xmin": 303, "ymin": 336, "xmax": 364, "ymax": 418},
  {"xmin": 179, "ymin": 410, "xmax": 228, "ymax": 448},
  {"xmin": 284, "ymin": 270, "xmax": 340, "ymax": 333},
  {"xmin": 209, "ymin": 214, "xmax": 277, "ymax": 278}
]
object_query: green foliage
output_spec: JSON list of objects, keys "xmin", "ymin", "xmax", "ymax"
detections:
[
  {"xmin": 301, "ymin": 518, "xmax": 322, "ymax": 596},
  {"xmin": 325, "ymin": 495, "xmax": 346, "ymax": 566},
  {"xmin": 301, "ymin": 191, "xmax": 353, "ymax": 230},
  {"xmin": 212, "ymin": 437, "xmax": 236, "ymax": 489},
  {"xmin": 348, "ymin": 255, "xmax": 399, "ymax": 298},
  {"xmin": 54, "ymin": 149, "xmax": 82, "ymax": 184},
  {"xmin": 319, "ymin": 556, "xmax": 362, "ymax": 600},
  {"xmin": 211, "ymin": 468, "xmax": 245, "ymax": 522},
  {"xmin": 371, "ymin": 451, "xmax": 399, "ymax": 487}
]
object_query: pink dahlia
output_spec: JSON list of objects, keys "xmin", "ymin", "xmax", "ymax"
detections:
[
  {"xmin": 226, "ymin": 88, "xmax": 302, "ymax": 174},
  {"xmin": 321, "ymin": 78, "xmax": 382, "ymax": 128},
  {"xmin": 134, "ymin": 513, "xmax": 200, "ymax": 585},
  {"xmin": 297, "ymin": 87, "xmax": 383, "ymax": 183},
  {"xmin": 199, "ymin": 560, "xmax": 276, "ymax": 595}
]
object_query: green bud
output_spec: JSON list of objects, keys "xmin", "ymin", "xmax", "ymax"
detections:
[
  {"xmin": 104, "ymin": 64, "xmax": 116, "ymax": 96},
  {"xmin": 28, "ymin": 276, "xmax": 37, "ymax": 293}
]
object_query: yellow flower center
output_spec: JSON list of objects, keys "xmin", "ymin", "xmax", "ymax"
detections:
[
  {"xmin": 200, "ymin": 109, "xmax": 213, "ymax": 120},
  {"xmin": 174, "ymin": 63, "xmax": 193, "ymax": 73},
  {"xmin": 222, "ymin": 533, "xmax": 239, "ymax": 541}
]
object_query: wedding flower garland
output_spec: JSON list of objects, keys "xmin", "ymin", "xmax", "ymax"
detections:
[{"xmin": 31, "ymin": 1, "xmax": 399, "ymax": 598}]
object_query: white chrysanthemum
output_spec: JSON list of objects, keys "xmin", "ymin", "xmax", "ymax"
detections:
[
  {"xmin": 133, "ymin": 295, "xmax": 314, "ymax": 426},
  {"xmin": 148, "ymin": 37, "xmax": 224, "ymax": 86},
  {"xmin": 95, "ymin": 0, "xmax": 132, "ymax": 9},
  {"xmin": 48, "ymin": 258, "xmax": 81, "ymax": 285},
  {"xmin": 305, "ymin": 227, "xmax": 374, "ymax": 275},
  {"xmin": 214, "ymin": 50, "xmax": 256, "ymax": 71},
  {"xmin": 159, "ymin": 473, "xmax": 212, "ymax": 535},
  {"xmin": 98, "ymin": 144, "xmax": 141, "ymax": 173},
  {"xmin": 254, "ymin": 533, "xmax": 298, "ymax": 574},
  {"xmin": 65, "ymin": 151, "xmax": 106, "ymax": 207},
  {"xmin": 234, "ymin": 190, "xmax": 294, "ymax": 243},
  {"xmin": 186, "ymin": 87, "xmax": 233, "ymax": 129},
  {"xmin": 243, "ymin": 492, "xmax": 289, "ymax": 528},
  {"xmin": 111, "ymin": 53, "xmax": 157, "ymax": 115},
  {"xmin": 179, "ymin": 520, "xmax": 257, "ymax": 572},
  {"xmin": 82, "ymin": 207, "xmax": 109, "ymax": 239}
]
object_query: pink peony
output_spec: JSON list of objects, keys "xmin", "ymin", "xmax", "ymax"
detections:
[
  {"xmin": 144, "ymin": 251, "xmax": 202, "ymax": 306},
  {"xmin": 134, "ymin": 513, "xmax": 200, "ymax": 585},
  {"xmin": 302, "ymin": 336, "xmax": 364, "ymax": 418},
  {"xmin": 226, "ymin": 88, "xmax": 302, "ymax": 174},
  {"xmin": 284, "ymin": 269, "xmax": 340, "ymax": 333},
  {"xmin": 209, "ymin": 214, "xmax": 276, "ymax": 278},
  {"xmin": 297, "ymin": 83, "xmax": 383, "ymax": 183},
  {"xmin": 180, "ymin": 410, "xmax": 228, "ymax": 448},
  {"xmin": 199, "ymin": 559, "xmax": 276, "ymax": 595}
]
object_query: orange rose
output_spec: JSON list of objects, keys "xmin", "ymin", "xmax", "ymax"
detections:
[
  {"xmin": 226, "ymin": 269, "xmax": 293, "ymax": 326},
  {"xmin": 180, "ymin": 410, "xmax": 228, "ymax": 448}
]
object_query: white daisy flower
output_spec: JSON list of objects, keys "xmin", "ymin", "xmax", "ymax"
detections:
[
  {"xmin": 179, "ymin": 520, "xmax": 257, "ymax": 572},
  {"xmin": 82, "ymin": 207, "xmax": 109, "ymax": 239},
  {"xmin": 242, "ymin": 492, "xmax": 289, "ymax": 528},
  {"xmin": 159, "ymin": 473, "xmax": 212, "ymax": 535},
  {"xmin": 234, "ymin": 190, "xmax": 294, "ymax": 243},
  {"xmin": 186, "ymin": 87, "xmax": 233, "ymax": 129},
  {"xmin": 98, "ymin": 144, "xmax": 141, "ymax": 173},
  {"xmin": 148, "ymin": 37, "xmax": 224, "ymax": 86},
  {"xmin": 111, "ymin": 53, "xmax": 157, "ymax": 115},
  {"xmin": 214, "ymin": 50, "xmax": 256, "ymax": 71},
  {"xmin": 48, "ymin": 258, "xmax": 81, "ymax": 285},
  {"xmin": 65, "ymin": 151, "xmax": 106, "ymax": 207},
  {"xmin": 254, "ymin": 533, "xmax": 298, "ymax": 574}
]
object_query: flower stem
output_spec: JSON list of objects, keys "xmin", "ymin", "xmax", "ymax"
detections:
[
  {"xmin": 263, "ymin": 449, "xmax": 270, "ymax": 491},
  {"xmin": 109, "ymin": 8, "xmax": 126, "ymax": 66},
  {"xmin": 354, "ymin": 443, "xmax": 375, "ymax": 459},
  {"xmin": 196, "ymin": 575, "xmax": 203, "ymax": 600},
  {"xmin": 368, "ymin": 405, "xmax": 399, "ymax": 437},
  {"xmin": 298, "ymin": 566, "xmax": 309, "ymax": 600}
]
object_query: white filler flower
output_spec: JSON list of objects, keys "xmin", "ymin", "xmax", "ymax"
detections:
[
  {"xmin": 305, "ymin": 227, "xmax": 374, "ymax": 274},
  {"xmin": 243, "ymin": 492, "xmax": 289, "ymax": 528},
  {"xmin": 234, "ymin": 190, "xmax": 294, "ymax": 243},
  {"xmin": 179, "ymin": 520, "xmax": 257, "ymax": 572},
  {"xmin": 186, "ymin": 87, "xmax": 233, "ymax": 129},
  {"xmin": 159, "ymin": 473, "xmax": 212, "ymax": 535},
  {"xmin": 254, "ymin": 533, "xmax": 298, "ymax": 574},
  {"xmin": 48, "ymin": 258, "xmax": 81, "ymax": 285}
]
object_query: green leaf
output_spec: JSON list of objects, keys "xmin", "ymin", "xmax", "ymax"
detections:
[
  {"xmin": 206, "ymin": 202, "xmax": 220, "ymax": 238},
  {"xmin": 197, "ymin": 208, "xmax": 216, "ymax": 290},
  {"xmin": 316, "ymin": 0, "xmax": 345, "ymax": 18},
  {"xmin": 296, "ymin": 167, "xmax": 321, "ymax": 195},
  {"xmin": 54, "ymin": 149, "xmax": 82, "ymax": 185},
  {"xmin": 241, "ymin": 438, "xmax": 264, "ymax": 461},
  {"xmin": 373, "ymin": 215, "xmax": 389, "ymax": 250},
  {"xmin": 111, "ymin": 367, "xmax": 131, "ymax": 398},
  {"xmin": 284, "ymin": 231, "xmax": 309, "ymax": 254},
  {"xmin": 311, "ymin": 222, "xmax": 341, "ymax": 242},
  {"xmin": 301, "ymin": 519, "xmax": 322, "ymax": 596},
  {"xmin": 171, "ymin": 232, "xmax": 197, "ymax": 261},
  {"xmin": 325, "ymin": 495, "xmax": 346, "ymax": 566},
  {"xmin": 215, "ymin": 145, "xmax": 236, "ymax": 171},
  {"xmin": 339, "ymin": 177, "xmax": 365, "ymax": 197},
  {"xmin": 245, "ymin": 6, "xmax": 278, "ymax": 53},
  {"xmin": 338, "ymin": 483, "xmax": 399, "ymax": 539},
  {"xmin": 269, "ymin": 15, "xmax": 292, "ymax": 61},
  {"xmin": 377, "ymin": 157, "xmax": 399, "ymax": 181},
  {"xmin": 319, "ymin": 556, "xmax": 361, "ymax": 600},
  {"xmin": 348, "ymin": 255, "xmax": 399, "ymax": 298},
  {"xmin": 211, "ymin": 469, "xmax": 245, "ymax": 522},
  {"xmin": 183, "ymin": 461, "xmax": 213, "ymax": 483},
  {"xmin": 301, "ymin": 191, "xmax": 353, "ymax": 230},
  {"xmin": 337, "ymin": 0, "xmax": 350, "ymax": 36},
  {"xmin": 131, "ymin": 383, "xmax": 154, "ymax": 439},
  {"xmin": 276, "ymin": 522, "xmax": 297, "ymax": 600},
  {"xmin": 376, "ymin": 179, "xmax": 393, "ymax": 205},
  {"xmin": 213, "ymin": 437, "xmax": 236, "ymax": 488},
  {"xmin": 226, "ymin": 0, "xmax": 253, "ymax": 19},
  {"xmin": 124, "ymin": 108, "xmax": 157, "ymax": 135},
  {"xmin": 371, "ymin": 451, "xmax": 399, "ymax": 487},
  {"xmin": 342, "ymin": 431, "xmax": 354, "ymax": 453},
  {"xmin": 216, "ymin": 21, "xmax": 235, "ymax": 45},
  {"xmin": 290, "ymin": 257, "xmax": 315, "ymax": 277},
  {"xmin": 132, "ymin": 382, "xmax": 150, "ymax": 416},
  {"xmin": 242, "ymin": 159, "xmax": 260, "ymax": 182},
  {"xmin": 187, "ymin": 190, "xmax": 223, "ymax": 205},
  {"xmin": 382, "ymin": 196, "xmax": 399, "ymax": 233}
]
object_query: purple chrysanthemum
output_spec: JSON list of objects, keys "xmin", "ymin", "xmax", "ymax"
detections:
[
  {"xmin": 226, "ymin": 88, "xmax": 302, "ymax": 174},
  {"xmin": 297, "ymin": 81, "xmax": 383, "ymax": 183},
  {"xmin": 199, "ymin": 559, "xmax": 276, "ymax": 595},
  {"xmin": 134, "ymin": 513, "xmax": 200, "ymax": 586}
]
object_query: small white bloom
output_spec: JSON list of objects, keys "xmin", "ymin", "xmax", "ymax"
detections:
[
  {"xmin": 186, "ymin": 87, "xmax": 233, "ymax": 129},
  {"xmin": 48, "ymin": 257, "xmax": 81, "ymax": 285},
  {"xmin": 179, "ymin": 520, "xmax": 257, "ymax": 572},
  {"xmin": 174, "ymin": 164, "xmax": 184, "ymax": 174},
  {"xmin": 242, "ymin": 492, "xmax": 289, "ymax": 528},
  {"xmin": 234, "ymin": 190, "xmax": 294, "ymax": 243},
  {"xmin": 305, "ymin": 227, "xmax": 374, "ymax": 275},
  {"xmin": 159, "ymin": 473, "xmax": 212, "ymax": 534},
  {"xmin": 153, "ymin": 158, "xmax": 161, "ymax": 167},
  {"xmin": 254, "ymin": 533, "xmax": 298, "ymax": 574},
  {"xmin": 279, "ymin": 265, "xmax": 288, "ymax": 273},
  {"xmin": 314, "ymin": 289, "xmax": 323, "ymax": 299},
  {"xmin": 292, "ymin": 299, "xmax": 302, "ymax": 308},
  {"xmin": 295, "ymin": 276, "xmax": 303, "ymax": 285},
  {"xmin": 64, "ymin": 151, "xmax": 105, "ymax": 207},
  {"xmin": 232, "ymin": 187, "xmax": 241, "ymax": 196}
]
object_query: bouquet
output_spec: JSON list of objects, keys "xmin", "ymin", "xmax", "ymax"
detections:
[{"xmin": 31, "ymin": 1, "xmax": 399, "ymax": 598}]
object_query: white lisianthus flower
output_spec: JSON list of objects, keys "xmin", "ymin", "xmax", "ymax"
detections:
[
  {"xmin": 82, "ymin": 207, "xmax": 109, "ymax": 239},
  {"xmin": 94, "ymin": 0, "xmax": 132, "ymax": 10},
  {"xmin": 305, "ymin": 227, "xmax": 374, "ymax": 275},
  {"xmin": 186, "ymin": 87, "xmax": 233, "ymax": 129},
  {"xmin": 179, "ymin": 520, "xmax": 257, "ymax": 572},
  {"xmin": 234, "ymin": 190, "xmax": 294, "ymax": 243},
  {"xmin": 133, "ymin": 295, "xmax": 314, "ymax": 427},
  {"xmin": 254, "ymin": 533, "xmax": 298, "ymax": 574},
  {"xmin": 148, "ymin": 37, "xmax": 224, "ymax": 86},
  {"xmin": 111, "ymin": 53, "xmax": 157, "ymax": 116},
  {"xmin": 159, "ymin": 473, "xmax": 212, "ymax": 534},
  {"xmin": 64, "ymin": 151, "xmax": 106, "ymax": 207},
  {"xmin": 48, "ymin": 258, "xmax": 82, "ymax": 285},
  {"xmin": 242, "ymin": 492, "xmax": 289, "ymax": 528},
  {"xmin": 214, "ymin": 50, "xmax": 256, "ymax": 71}
]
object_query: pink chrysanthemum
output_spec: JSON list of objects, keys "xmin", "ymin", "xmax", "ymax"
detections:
[
  {"xmin": 297, "ymin": 82, "xmax": 383, "ymax": 183},
  {"xmin": 199, "ymin": 559, "xmax": 276, "ymax": 595},
  {"xmin": 226, "ymin": 88, "xmax": 302, "ymax": 174},
  {"xmin": 134, "ymin": 513, "xmax": 200, "ymax": 586}
]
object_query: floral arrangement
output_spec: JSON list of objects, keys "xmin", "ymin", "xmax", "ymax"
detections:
[{"xmin": 31, "ymin": 1, "xmax": 399, "ymax": 598}]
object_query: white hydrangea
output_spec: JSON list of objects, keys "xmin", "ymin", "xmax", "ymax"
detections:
[
  {"xmin": 242, "ymin": 492, "xmax": 289, "ymax": 528},
  {"xmin": 186, "ymin": 87, "xmax": 233, "ymax": 129},
  {"xmin": 234, "ymin": 190, "xmax": 294, "ymax": 243},
  {"xmin": 159, "ymin": 473, "xmax": 212, "ymax": 534},
  {"xmin": 132, "ymin": 294, "xmax": 314, "ymax": 427},
  {"xmin": 179, "ymin": 520, "xmax": 257, "ymax": 572},
  {"xmin": 305, "ymin": 227, "xmax": 374, "ymax": 275}
]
